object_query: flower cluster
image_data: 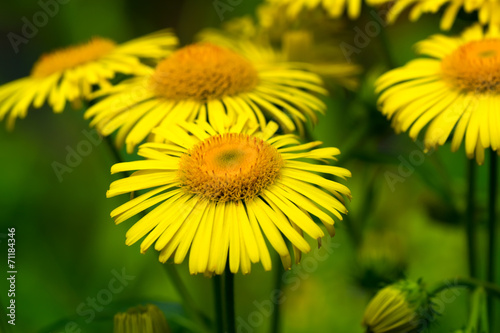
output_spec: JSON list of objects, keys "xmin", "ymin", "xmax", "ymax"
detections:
[
  {"xmin": 4, "ymin": 0, "xmax": 499, "ymax": 331},
  {"xmin": 0, "ymin": 6, "xmax": 352, "ymax": 276}
]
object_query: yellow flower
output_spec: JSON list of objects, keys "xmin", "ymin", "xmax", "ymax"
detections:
[
  {"xmin": 362, "ymin": 280, "xmax": 434, "ymax": 333},
  {"xmin": 114, "ymin": 304, "xmax": 170, "ymax": 333},
  {"xmin": 106, "ymin": 119, "xmax": 351, "ymax": 275},
  {"xmin": 280, "ymin": 30, "xmax": 362, "ymax": 90},
  {"xmin": 0, "ymin": 31, "xmax": 178, "ymax": 129},
  {"xmin": 198, "ymin": 26, "xmax": 361, "ymax": 91},
  {"xmin": 85, "ymin": 41, "xmax": 327, "ymax": 153},
  {"xmin": 368, "ymin": 0, "xmax": 500, "ymax": 30},
  {"xmin": 266, "ymin": 0, "xmax": 364, "ymax": 20},
  {"xmin": 375, "ymin": 25, "xmax": 500, "ymax": 164}
]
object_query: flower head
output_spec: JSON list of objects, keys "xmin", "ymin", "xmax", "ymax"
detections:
[
  {"xmin": 266, "ymin": 0, "xmax": 364, "ymax": 20},
  {"xmin": 0, "ymin": 31, "xmax": 178, "ymax": 129},
  {"xmin": 368, "ymin": 0, "xmax": 500, "ymax": 30},
  {"xmin": 85, "ymin": 41, "xmax": 327, "ymax": 153},
  {"xmin": 106, "ymin": 119, "xmax": 351, "ymax": 275},
  {"xmin": 362, "ymin": 280, "xmax": 434, "ymax": 333},
  {"xmin": 114, "ymin": 304, "xmax": 170, "ymax": 333},
  {"xmin": 198, "ymin": 23, "xmax": 361, "ymax": 92},
  {"xmin": 375, "ymin": 25, "xmax": 500, "ymax": 164}
]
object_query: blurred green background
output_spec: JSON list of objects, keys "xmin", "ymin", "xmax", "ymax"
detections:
[{"xmin": 0, "ymin": 0, "xmax": 499, "ymax": 332}]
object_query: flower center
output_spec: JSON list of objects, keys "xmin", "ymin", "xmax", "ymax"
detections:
[
  {"xmin": 149, "ymin": 43, "xmax": 259, "ymax": 101},
  {"xmin": 441, "ymin": 39, "xmax": 500, "ymax": 92},
  {"xmin": 31, "ymin": 37, "xmax": 116, "ymax": 78},
  {"xmin": 178, "ymin": 133, "xmax": 283, "ymax": 202}
]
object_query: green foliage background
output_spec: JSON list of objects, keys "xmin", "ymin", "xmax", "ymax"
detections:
[{"xmin": 0, "ymin": 0, "xmax": 498, "ymax": 332}]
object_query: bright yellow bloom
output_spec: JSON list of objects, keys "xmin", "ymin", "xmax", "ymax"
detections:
[
  {"xmin": 266, "ymin": 0, "xmax": 363, "ymax": 19},
  {"xmin": 85, "ymin": 41, "xmax": 327, "ymax": 153},
  {"xmin": 368, "ymin": 0, "xmax": 500, "ymax": 30},
  {"xmin": 114, "ymin": 304, "xmax": 170, "ymax": 333},
  {"xmin": 199, "ymin": 26, "xmax": 362, "ymax": 90},
  {"xmin": 375, "ymin": 25, "xmax": 500, "ymax": 164},
  {"xmin": 362, "ymin": 280, "xmax": 433, "ymax": 333},
  {"xmin": 0, "ymin": 31, "xmax": 178, "ymax": 129},
  {"xmin": 106, "ymin": 119, "xmax": 351, "ymax": 275}
]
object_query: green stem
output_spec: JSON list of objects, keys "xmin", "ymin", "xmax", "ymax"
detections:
[
  {"xmin": 487, "ymin": 151, "xmax": 498, "ymax": 329},
  {"xmin": 428, "ymin": 277, "xmax": 500, "ymax": 299},
  {"xmin": 379, "ymin": 22, "xmax": 396, "ymax": 69},
  {"xmin": 466, "ymin": 159, "xmax": 478, "ymax": 278},
  {"xmin": 104, "ymin": 135, "xmax": 125, "ymax": 166},
  {"xmin": 163, "ymin": 264, "xmax": 209, "ymax": 333},
  {"xmin": 270, "ymin": 260, "xmax": 284, "ymax": 333},
  {"xmin": 213, "ymin": 275, "xmax": 225, "ymax": 333},
  {"xmin": 224, "ymin": 269, "xmax": 236, "ymax": 333},
  {"xmin": 480, "ymin": 288, "xmax": 490, "ymax": 333},
  {"xmin": 100, "ymin": 117, "xmax": 208, "ymax": 330},
  {"xmin": 335, "ymin": 120, "xmax": 371, "ymax": 167},
  {"xmin": 303, "ymin": 123, "xmax": 315, "ymax": 144},
  {"xmin": 466, "ymin": 288, "xmax": 488, "ymax": 333}
]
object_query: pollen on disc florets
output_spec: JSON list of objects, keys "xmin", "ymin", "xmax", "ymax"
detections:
[
  {"xmin": 178, "ymin": 133, "xmax": 283, "ymax": 202},
  {"xmin": 31, "ymin": 37, "xmax": 116, "ymax": 78},
  {"xmin": 441, "ymin": 39, "xmax": 500, "ymax": 93},
  {"xmin": 149, "ymin": 43, "xmax": 259, "ymax": 101}
]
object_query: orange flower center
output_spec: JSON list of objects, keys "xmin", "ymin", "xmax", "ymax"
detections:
[
  {"xmin": 30, "ymin": 37, "xmax": 116, "ymax": 78},
  {"xmin": 149, "ymin": 43, "xmax": 259, "ymax": 101},
  {"xmin": 441, "ymin": 39, "xmax": 500, "ymax": 92},
  {"xmin": 178, "ymin": 133, "xmax": 283, "ymax": 202}
]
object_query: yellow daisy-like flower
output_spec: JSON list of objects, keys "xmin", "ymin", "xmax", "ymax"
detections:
[
  {"xmin": 281, "ymin": 30, "xmax": 362, "ymax": 90},
  {"xmin": 0, "ymin": 30, "xmax": 178, "ymax": 129},
  {"xmin": 375, "ymin": 25, "xmax": 500, "ymax": 164},
  {"xmin": 106, "ymin": 119, "xmax": 351, "ymax": 275},
  {"xmin": 85, "ymin": 41, "xmax": 327, "ymax": 153},
  {"xmin": 368, "ymin": 0, "xmax": 500, "ymax": 30},
  {"xmin": 199, "ymin": 27, "xmax": 361, "ymax": 91},
  {"xmin": 362, "ymin": 280, "xmax": 433, "ymax": 333},
  {"xmin": 266, "ymin": 0, "xmax": 363, "ymax": 19}
]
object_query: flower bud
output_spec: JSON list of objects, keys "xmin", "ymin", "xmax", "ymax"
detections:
[
  {"xmin": 362, "ymin": 280, "xmax": 434, "ymax": 333},
  {"xmin": 114, "ymin": 304, "xmax": 170, "ymax": 333}
]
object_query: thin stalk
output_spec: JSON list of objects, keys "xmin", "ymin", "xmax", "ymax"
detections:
[
  {"xmin": 163, "ymin": 265, "xmax": 210, "ymax": 333},
  {"xmin": 487, "ymin": 152, "xmax": 498, "ymax": 329},
  {"xmin": 428, "ymin": 277, "xmax": 500, "ymax": 299},
  {"xmin": 465, "ymin": 288, "xmax": 488, "ymax": 333},
  {"xmin": 104, "ymin": 135, "xmax": 124, "ymax": 165},
  {"xmin": 466, "ymin": 159, "xmax": 478, "ymax": 278},
  {"xmin": 213, "ymin": 275, "xmax": 225, "ymax": 333},
  {"xmin": 379, "ymin": 21, "xmax": 397, "ymax": 69},
  {"xmin": 101, "ymin": 121, "xmax": 209, "ymax": 331},
  {"xmin": 270, "ymin": 261, "xmax": 284, "ymax": 333},
  {"xmin": 303, "ymin": 124, "xmax": 315, "ymax": 144},
  {"xmin": 224, "ymin": 270, "xmax": 236, "ymax": 333}
]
